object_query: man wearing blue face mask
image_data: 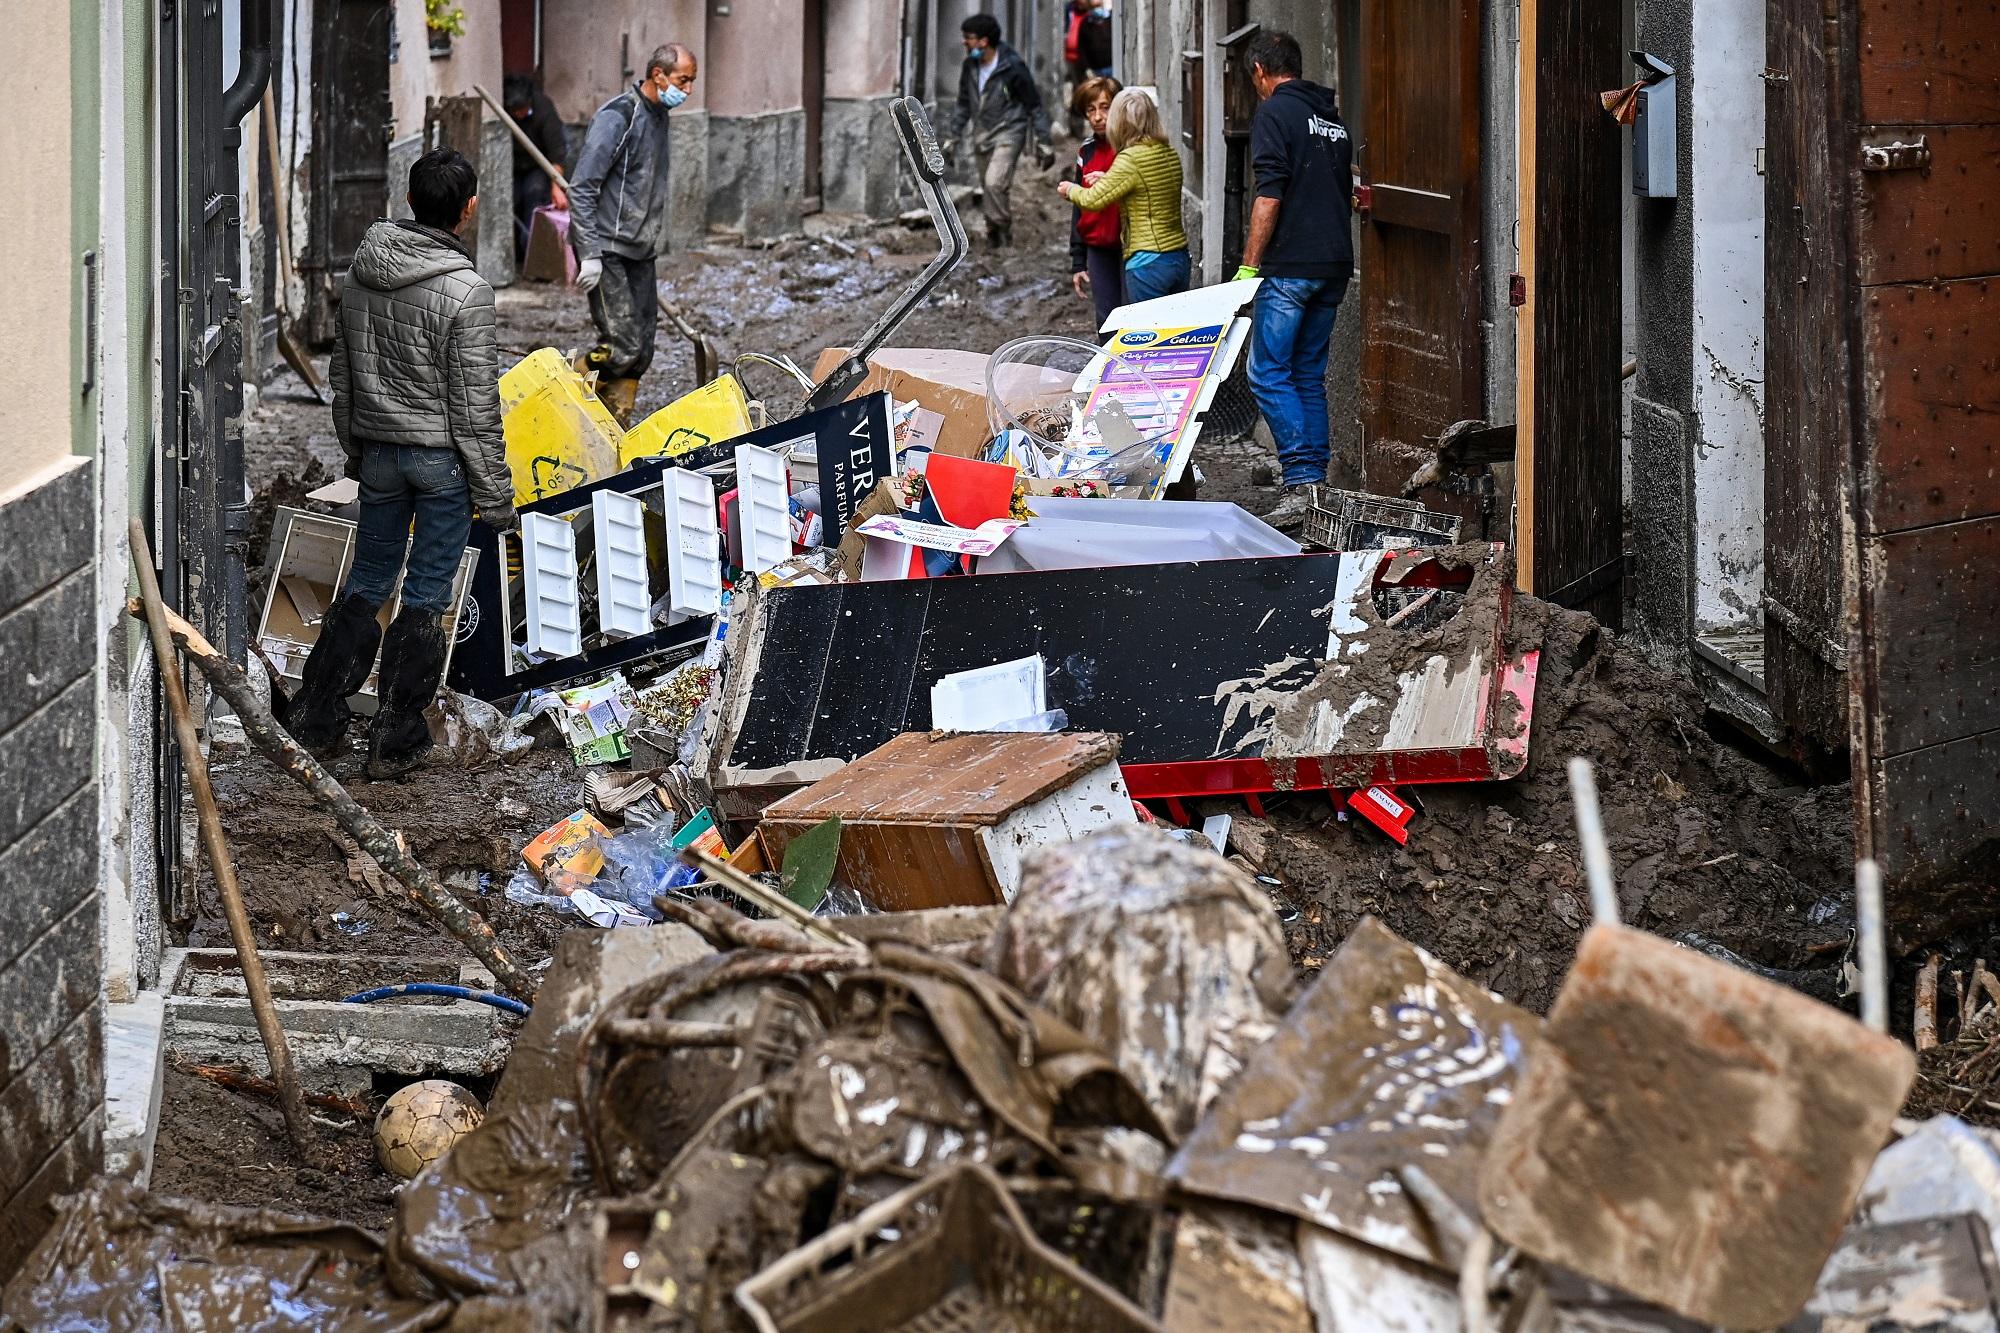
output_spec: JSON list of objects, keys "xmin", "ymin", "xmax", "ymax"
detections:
[{"xmin": 568, "ymin": 42, "xmax": 698, "ymax": 425}]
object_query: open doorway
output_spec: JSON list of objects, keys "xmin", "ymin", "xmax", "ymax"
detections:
[{"xmin": 803, "ymin": 0, "xmax": 826, "ymax": 214}]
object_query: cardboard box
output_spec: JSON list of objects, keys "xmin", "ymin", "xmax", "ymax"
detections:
[
  {"xmin": 756, "ymin": 731, "xmax": 1137, "ymax": 911},
  {"xmin": 808, "ymin": 347, "xmax": 994, "ymax": 460},
  {"xmin": 524, "ymin": 810, "xmax": 609, "ymax": 885}
]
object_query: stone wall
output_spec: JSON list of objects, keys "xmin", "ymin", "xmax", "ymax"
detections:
[{"xmin": 0, "ymin": 457, "xmax": 104, "ymax": 1271}]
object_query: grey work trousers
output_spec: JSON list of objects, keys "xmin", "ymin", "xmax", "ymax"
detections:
[
  {"xmin": 585, "ymin": 251, "xmax": 659, "ymax": 379},
  {"xmin": 975, "ymin": 133, "xmax": 1025, "ymax": 237}
]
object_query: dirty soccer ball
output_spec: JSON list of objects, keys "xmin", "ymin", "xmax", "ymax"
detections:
[{"xmin": 373, "ymin": 1079, "xmax": 484, "ymax": 1180}]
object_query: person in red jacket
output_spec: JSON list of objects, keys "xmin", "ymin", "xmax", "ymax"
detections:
[{"xmin": 1067, "ymin": 75, "xmax": 1124, "ymax": 334}]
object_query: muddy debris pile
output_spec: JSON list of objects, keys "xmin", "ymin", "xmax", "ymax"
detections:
[{"xmin": 12, "ymin": 828, "xmax": 1985, "ymax": 1330}]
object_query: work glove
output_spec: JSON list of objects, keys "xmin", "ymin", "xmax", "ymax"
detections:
[
  {"xmin": 1035, "ymin": 142, "xmax": 1056, "ymax": 171},
  {"xmin": 480, "ymin": 507, "xmax": 521, "ymax": 535},
  {"xmin": 576, "ymin": 256, "xmax": 603, "ymax": 294},
  {"xmin": 1232, "ymin": 265, "xmax": 1260, "ymax": 282},
  {"xmin": 342, "ymin": 449, "xmax": 363, "ymax": 481}
]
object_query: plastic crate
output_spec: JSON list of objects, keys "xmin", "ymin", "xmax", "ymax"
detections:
[
  {"xmin": 1300, "ymin": 486, "xmax": 1462, "ymax": 552},
  {"xmin": 734, "ymin": 1164, "xmax": 1162, "ymax": 1333}
]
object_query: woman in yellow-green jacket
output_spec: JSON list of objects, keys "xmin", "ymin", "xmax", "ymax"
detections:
[{"xmin": 1057, "ymin": 89, "xmax": 1190, "ymax": 303}]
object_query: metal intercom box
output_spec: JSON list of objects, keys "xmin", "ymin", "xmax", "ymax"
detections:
[{"xmin": 1633, "ymin": 75, "xmax": 1677, "ymax": 197}]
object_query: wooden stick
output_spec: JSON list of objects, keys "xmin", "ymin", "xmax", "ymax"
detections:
[
  {"xmin": 678, "ymin": 846, "xmax": 864, "ymax": 952},
  {"xmin": 1975, "ymin": 960, "xmax": 2000, "ymax": 1012},
  {"xmin": 131, "ymin": 524, "xmax": 317, "ymax": 1161},
  {"xmin": 179, "ymin": 1061, "xmax": 370, "ymax": 1118},
  {"xmin": 1915, "ymin": 953, "xmax": 1941, "ymax": 1052},
  {"xmin": 123, "ymin": 587, "xmax": 539, "ymax": 1001}
]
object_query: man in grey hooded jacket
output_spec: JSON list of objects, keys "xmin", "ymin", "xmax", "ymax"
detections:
[
  {"xmin": 568, "ymin": 42, "xmax": 698, "ymax": 425},
  {"xmin": 290, "ymin": 148, "xmax": 517, "ymax": 779}
]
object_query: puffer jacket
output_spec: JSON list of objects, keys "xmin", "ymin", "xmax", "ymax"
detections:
[
  {"xmin": 327, "ymin": 220, "xmax": 513, "ymax": 516},
  {"xmin": 568, "ymin": 86, "xmax": 673, "ymax": 261},
  {"xmin": 950, "ymin": 43, "xmax": 1051, "ymax": 146}
]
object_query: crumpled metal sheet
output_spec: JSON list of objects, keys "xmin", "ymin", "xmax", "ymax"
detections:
[
  {"xmin": 986, "ymin": 824, "xmax": 1295, "ymax": 1139},
  {"xmin": 1168, "ymin": 916, "xmax": 1539, "ymax": 1269},
  {"xmin": 1792, "ymin": 1214, "xmax": 2000, "ymax": 1332},
  {"xmin": 1, "ymin": 1176, "xmax": 449, "ymax": 1332}
]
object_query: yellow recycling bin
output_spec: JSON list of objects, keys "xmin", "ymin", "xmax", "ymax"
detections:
[
  {"xmin": 620, "ymin": 375, "xmax": 753, "ymax": 468},
  {"xmin": 499, "ymin": 349, "xmax": 626, "ymax": 506}
]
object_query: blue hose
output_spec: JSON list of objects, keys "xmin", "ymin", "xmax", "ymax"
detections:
[{"xmin": 341, "ymin": 983, "xmax": 530, "ymax": 1017}]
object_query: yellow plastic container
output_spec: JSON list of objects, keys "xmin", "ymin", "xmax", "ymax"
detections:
[
  {"xmin": 499, "ymin": 347, "xmax": 578, "ymax": 414},
  {"xmin": 500, "ymin": 349, "xmax": 626, "ymax": 506},
  {"xmin": 620, "ymin": 374, "xmax": 754, "ymax": 468}
]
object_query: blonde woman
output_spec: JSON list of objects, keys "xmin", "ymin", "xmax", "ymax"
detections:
[{"xmin": 1057, "ymin": 89, "xmax": 1190, "ymax": 302}]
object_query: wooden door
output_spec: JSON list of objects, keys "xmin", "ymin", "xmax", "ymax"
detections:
[
  {"xmin": 1769, "ymin": 0, "xmax": 2000, "ymax": 909},
  {"xmin": 1356, "ymin": 0, "xmax": 1483, "ymax": 468},
  {"xmin": 313, "ymin": 0, "xmax": 392, "ymax": 280},
  {"xmin": 1512, "ymin": 0, "xmax": 1623, "ymax": 623}
]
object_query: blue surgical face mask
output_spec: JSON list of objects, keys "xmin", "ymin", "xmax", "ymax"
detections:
[{"xmin": 661, "ymin": 83, "xmax": 688, "ymax": 110}]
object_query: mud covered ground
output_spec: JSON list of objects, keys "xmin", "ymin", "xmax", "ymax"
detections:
[{"xmin": 1238, "ymin": 602, "xmax": 1858, "ymax": 1014}]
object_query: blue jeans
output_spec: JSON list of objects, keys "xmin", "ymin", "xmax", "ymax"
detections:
[
  {"xmin": 1123, "ymin": 249, "xmax": 1190, "ymax": 304},
  {"xmin": 343, "ymin": 444, "xmax": 472, "ymax": 614},
  {"xmin": 1249, "ymin": 270, "xmax": 1350, "ymax": 486}
]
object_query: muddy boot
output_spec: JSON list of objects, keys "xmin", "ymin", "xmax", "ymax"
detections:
[
  {"xmin": 365, "ymin": 607, "xmax": 447, "ymax": 781},
  {"xmin": 987, "ymin": 222, "xmax": 1013, "ymax": 250},
  {"xmin": 1262, "ymin": 484, "xmax": 1318, "ymax": 535},
  {"xmin": 286, "ymin": 595, "xmax": 383, "ymax": 756},
  {"xmin": 601, "ymin": 377, "xmax": 642, "ymax": 428}
]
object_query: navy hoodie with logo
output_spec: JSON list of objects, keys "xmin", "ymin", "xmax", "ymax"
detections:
[{"xmin": 1250, "ymin": 79, "xmax": 1354, "ymax": 278}]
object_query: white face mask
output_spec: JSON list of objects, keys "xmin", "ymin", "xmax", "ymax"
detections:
[{"xmin": 660, "ymin": 83, "xmax": 688, "ymax": 109}]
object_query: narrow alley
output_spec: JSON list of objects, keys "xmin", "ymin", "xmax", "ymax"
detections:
[{"xmin": 2, "ymin": 0, "xmax": 1998, "ymax": 1327}]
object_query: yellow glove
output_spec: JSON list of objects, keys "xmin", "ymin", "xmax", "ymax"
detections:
[{"xmin": 1232, "ymin": 265, "xmax": 1260, "ymax": 282}]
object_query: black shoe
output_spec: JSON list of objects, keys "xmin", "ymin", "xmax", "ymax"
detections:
[
  {"xmin": 366, "ymin": 607, "xmax": 447, "ymax": 781},
  {"xmin": 987, "ymin": 224, "xmax": 1012, "ymax": 249},
  {"xmin": 287, "ymin": 595, "xmax": 383, "ymax": 756}
]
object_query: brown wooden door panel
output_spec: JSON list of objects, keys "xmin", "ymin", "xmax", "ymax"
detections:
[
  {"xmin": 1857, "ymin": 0, "xmax": 2000, "ymax": 124},
  {"xmin": 1856, "ymin": 125, "xmax": 2000, "ymax": 285},
  {"xmin": 1763, "ymin": 0, "xmax": 1856, "ymax": 749},
  {"xmin": 1515, "ymin": 0, "xmax": 1623, "ymax": 621},
  {"xmin": 1847, "ymin": 0, "xmax": 2000, "ymax": 893},
  {"xmin": 1860, "ymin": 276, "xmax": 2000, "ymax": 534},
  {"xmin": 1876, "ymin": 730, "xmax": 2000, "ymax": 886},
  {"xmin": 1861, "ymin": 514, "xmax": 2000, "ymax": 755},
  {"xmin": 1358, "ymin": 0, "xmax": 1482, "ymax": 460}
]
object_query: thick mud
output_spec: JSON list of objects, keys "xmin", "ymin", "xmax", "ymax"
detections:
[{"xmin": 1242, "ymin": 604, "xmax": 1856, "ymax": 1014}]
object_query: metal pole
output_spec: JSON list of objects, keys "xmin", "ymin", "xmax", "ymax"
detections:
[
  {"xmin": 1855, "ymin": 859, "xmax": 1888, "ymax": 1034},
  {"xmin": 1568, "ymin": 757, "xmax": 1620, "ymax": 926}
]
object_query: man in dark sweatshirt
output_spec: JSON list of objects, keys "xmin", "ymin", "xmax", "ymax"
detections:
[
  {"xmin": 948, "ymin": 14, "xmax": 1053, "ymax": 248},
  {"xmin": 1234, "ymin": 30, "xmax": 1354, "ymax": 529}
]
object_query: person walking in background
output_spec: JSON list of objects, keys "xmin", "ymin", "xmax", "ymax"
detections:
[
  {"xmin": 503, "ymin": 72, "xmax": 569, "ymax": 262},
  {"xmin": 1067, "ymin": 76, "xmax": 1125, "ymax": 333},
  {"xmin": 291, "ymin": 149, "xmax": 517, "ymax": 780},
  {"xmin": 1233, "ymin": 30, "xmax": 1354, "ymax": 530},
  {"xmin": 1057, "ymin": 89, "xmax": 1188, "ymax": 303},
  {"xmin": 1064, "ymin": 0, "xmax": 1114, "ymax": 81},
  {"xmin": 948, "ymin": 14, "xmax": 1054, "ymax": 249},
  {"xmin": 567, "ymin": 43, "xmax": 699, "ymax": 426}
]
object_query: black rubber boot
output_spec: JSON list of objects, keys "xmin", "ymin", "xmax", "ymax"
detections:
[
  {"xmin": 366, "ymin": 607, "xmax": 447, "ymax": 781},
  {"xmin": 286, "ymin": 595, "xmax": 383, "ymax": 756}
]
